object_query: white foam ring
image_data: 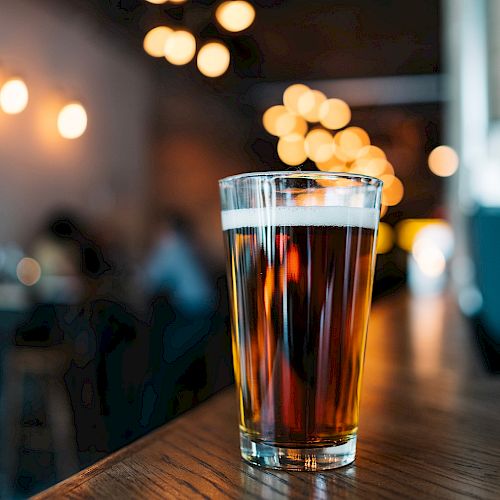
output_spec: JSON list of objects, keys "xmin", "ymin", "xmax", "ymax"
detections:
[{"xmin": 221, "ymin": 206, "xmax": 378, "ymax": 231}]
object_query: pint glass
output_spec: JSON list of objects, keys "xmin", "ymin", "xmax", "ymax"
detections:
[{"xmin": 219, "ymin": 172, "xmax": 382, "ymax": 470}]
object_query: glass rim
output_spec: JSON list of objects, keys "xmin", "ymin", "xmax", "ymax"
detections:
[{"xmin": 219, "ymin": 170, "xmax": 383, "ymax": 187}]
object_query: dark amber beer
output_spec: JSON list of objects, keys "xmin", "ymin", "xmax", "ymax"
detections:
[{"xmin": 220, "ymin": 174, "xmax": 381, "ymax": 470}]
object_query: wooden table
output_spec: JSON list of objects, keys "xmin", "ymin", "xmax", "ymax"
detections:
[{"xmin": 36, "ymin": 293, "xmax": 500, "ymax": 499}]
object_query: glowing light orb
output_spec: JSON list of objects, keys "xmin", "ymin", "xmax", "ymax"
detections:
[
  {"xmin": 428, "ymin": 145, "xmax": 459, "ymax": 177},
  {"xmin": 297, "ymin": 90, "xmax": 326, "ymax": 122},
  {"xmin": 57, "ymin": 102, "xmax": 88, "ymax": 139},
  {"xmin": 304, "ymin": 129, "xmax": 334, "ymax": 162},
  {"xmin": 216, "ymin": 1, "xmax": 256, "ymax": 33},
  {"xmin": 413, "ymin": 240, "xmax": 446, "ymax": 277},
  {"xmin": 164, "ymin": 30, "xmax": 196, "ymax": 65},
  {"xmin": 143, "ymin": 26, "xmax": 173, "ymax": 57},
  {"xmin": 197, "ymin": 42, "xmax": 230, "ymax": 77},
  {"xmin": 319, "ymin": 98, "xmax": 351, "ymax": 130},
  {"xmin": 277, "ymin": 133, "xmax": 307, "ymax": 166},
  {"xmin": 283, "ymin": 83, "xmax": 310, "ymax": 114},
  {"xmin": 0, "ymin": 79, "xmax": 29, "ymax": 114},
  {"xmin": 263, "ymin": 105, "xmax": 298, "ymax": 137},
  {"xmin": 381, "ymin": 175, "xmax": 404, "ymax": 206}
]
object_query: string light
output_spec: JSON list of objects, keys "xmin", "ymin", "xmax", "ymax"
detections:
[
  {"xmin": 283, "ymin": 84, "xmax": 310, "ymax": 114},
  {"xmin": 57, "ymin": 102, "xmax": 88, "ymax": 139},
  {"xmin": 304, "ymin": 129, "xmax": 334, "ymax": 162},
  {"xmin": 319, "ymin": 98, "xmax": 351, "ymax": 130},
  {"xmin": 164, "ymin": 30, "xmax": 196, "ymax": 65},
  {"xmin": 143, "ymin": 27, "xmax": 173, "ymax": 57},
  {"xmin": 277, "ymin": 134, "xmax": 307, "ymax": 166},
  {"xmin": 0, "ymin": 78, "xmax": 29, "ymax": 114},
  {"xmin": 263, "ymin": 105, "xmax": 297, "ymax": 137},
  {"xmin": 216, "ymin": 1, "xmax": 256, "ymax": 33},
  {"xmin": 297, "ymin": 89, "xmax": 326, "ymax": 122},
  {"xmin": 197, "ymin": 42, "xmax": 230, "ymax": 77}
]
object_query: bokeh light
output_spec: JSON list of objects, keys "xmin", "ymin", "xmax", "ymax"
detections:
[
  {"xmin": 197, "ymin": 42, "xmax": 230, "ymax": 77},
  {"xmin": 216, "ymin": 1, "xmax": 256, "ymax": 33},
  {"xmin": 304, "ymin": 128, "xmax": 334, "ymax": 162},
  {"xmin": 16, "ymin": 257, "xmax": 42, "ymax": 286},
  {"xmin": 381, "ymin": 175, "xmax": 404, "ymax": 206},
  {"xmin": 145, "ymin": 0, "xmax": 168, "ymax": 4},
  {"xmin": 277, "ymin": 134, "xmax": 307, "ymax": 166},
  {"xmin": 319, "ymin": 98, "xmax": 351, "ymax": 130},
  {"xmin": 335, "ymin": 127, "xmax": 370, "ymax": 161},
  {"xmin": 143, "ymin": 26, "xmax": 173, "ymax": 57},
  {"xmin": 297, "ymin": 89, "xmax": 326, "ymax": 122},
  {"xmin": 380, "ymin": 204, "xmax": 388, "ymax": 218},
  {"xmin": 164, "ymin": 30, "xmax": 196, "ymax": 65},
  {"xmin": 376, "ymin": 222, "xmax": 394, "ymax": 254},
  {"xmin": 263, "ymin": 105, "xmax": 298, "ymax": 137},
  {"xmin": 396, "ymin": 219, "xmax": 449, "ymax": 252},
  {"xmin": 283, "ymin": 84, "xmax": 310, "ymax": 114},
  {"xmin": 0, "ymin": 78, "xmax": 29, "ymax": 114},
  {"xmin": 315, "ymin": 153, "xmax": 347, "ymax": 172},
  {"xmin": 428, "ymin": 145, "xmax": 459, "ymax": 177},
  {"xmin": 290, "ymin": 115, "xmax": 308, "ymax": 135},
  {"xmin": 412, "ymin": 239, "xmax": 446, "ymax": 278},
  {"xmin": 57, "ymin": 102, "xmax": 88, "ymax": 139}
]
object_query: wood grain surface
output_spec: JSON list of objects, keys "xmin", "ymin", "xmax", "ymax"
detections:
[{"xmin": 35, "ymin": 293, "xmax": 500, "ymax": 499}]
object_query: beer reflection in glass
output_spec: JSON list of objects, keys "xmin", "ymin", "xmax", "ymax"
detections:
[{"xmin": 219, "ymin": 172, "xmax": 382, "ymax": 470}]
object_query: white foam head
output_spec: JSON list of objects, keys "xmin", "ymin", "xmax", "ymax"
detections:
[{"xmin": 221, "ymin": 206, "xmax": 378, "ymax": 231}]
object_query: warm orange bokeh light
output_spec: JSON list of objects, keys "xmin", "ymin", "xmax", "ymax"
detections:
[
  {"xmin": 216, "ymin": 1, "xmax": 256, "ymax": 33},
  {"xmin": 143, "ymin": 26, "xmax": 173, "ymax": 57},
  {"xmin": 413, "ymin": 240, "xmax": 446, "ymax": 277},
  {"xmin": 57, "ymin": 102, "xmax": 88, "ymax": 139},
  {"xmin": 356, "ymin": 145, "xmax": 386, "ymax": 161},
  {"xmin": 197, "ymin": 42, "xmax": 230, "ymax": 77},
  {"xmin": 381, "ymin": 175, "xmax": 404, "ymax": 206},
  {"xmin": 333, "ymin": 127, "xmax": 370, "ymax": 162},
  {"xmin": 0, "ymin": 78, "xmax": 29, "ymax": 114},
  {"xmin": 376, "ymin": 222, "xmax": 394, "ymax": 254},
  {"xmin": 263, "ymin": 105, "xmax": 298, "ymax": 137},
  {"xmin": 380, "ymin": 204, "xmax": 388, "ymax": 218},
  {"xmin": 319, "ymin": 98, "xmax": 351, "ymax": 130},
  {"xmin": 283, "ymin": 84, "xmax": 310, "ymax": 114},
  {"xmin": 289, "ymin": 115, "xmax": 308, "ymax": 136},
  {"xmin": 304, "ymin": 128, "xmax": 333, "ymax": 162},
  {"xmin": 277, "ymin": 133, "xmax": 307, "ymax": 166},
  {"xmin": 164, "ymin": 30, "xmax": 196, "ymax": 65},
  {"xmin": 428, "ymin": 145, "xmax": 459, "ymax": 177},
  {"xmin": 396, "ymin": 219, "xmax": 449, "ymax": 252},
  {"xmin": 315, "ymin": 153, "xmax": 347, "ymax": 172},
  {"xmin": 297, "ymin": 89, "xmax": 326, "ymax": 122}
]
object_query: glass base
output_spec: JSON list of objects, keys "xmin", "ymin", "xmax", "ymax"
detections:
[{"xmin": 240, "ymin": 431, "xmax": 356, "ymax": 471}]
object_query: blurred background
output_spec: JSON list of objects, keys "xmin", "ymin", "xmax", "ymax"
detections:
[{"xmin": 0, "ymin": 0, "xmax": 498, "ymax": 496}]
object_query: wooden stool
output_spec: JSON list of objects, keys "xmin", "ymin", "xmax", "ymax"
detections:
[{"xmin": 0, "ymin": 345, "xmax": 79, "ymax": 493}]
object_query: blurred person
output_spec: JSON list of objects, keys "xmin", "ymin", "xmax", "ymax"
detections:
[{"xmin": 143, "ymin": 211, "xmax": 215, "ymax": 318}]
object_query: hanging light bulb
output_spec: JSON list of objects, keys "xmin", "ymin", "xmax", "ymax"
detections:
[
  {"xmin": 0, "ymin": 78, "xmax": 29, "ymax": 114},
  {"xmin": 197, "ymin": 42, "xmax": 230, "ymax": 77},
  {"xmin": 57, "ymin": 102, "xmax": 88, "ymax": 139}
]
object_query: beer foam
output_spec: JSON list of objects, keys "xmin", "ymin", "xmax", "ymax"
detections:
[{"xmin": 221, "ymin": 206, "xmax": 378, "ymax": 231}]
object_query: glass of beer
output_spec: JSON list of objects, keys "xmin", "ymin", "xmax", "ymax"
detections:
[{"xmin": 219, "ymin": 172, "xmax": 382, "ymax": 471}]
